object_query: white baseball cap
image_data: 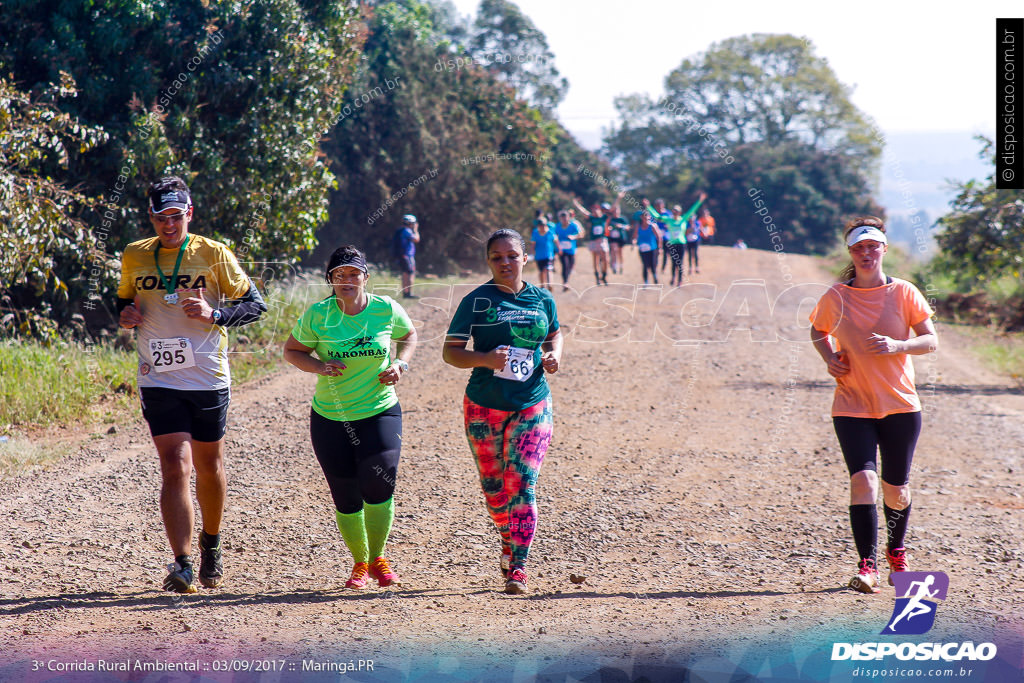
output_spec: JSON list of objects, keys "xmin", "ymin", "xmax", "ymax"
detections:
[{"xmin": 846, "ymin": 225, "xmax": 888, "ymax": 247}]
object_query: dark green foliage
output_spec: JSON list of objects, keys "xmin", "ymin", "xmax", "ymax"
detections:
[
  {"xmin": 544, "ymin": 121, "xmax": 620, "ymax": 215},
  {"xmin": 316, "ymin": 1, "xmax": 556, "ymax": 273},
  {"xmin": 469, "ymin": 0, "xmax": 568, "ymax": 116},
  {"xmin": 0, "ymin": 0, "xmax": 364, "ymax": 334},
  {"xmin": 930, "ymin": 137, "xmax": 1024, "ymax": 288},
  {"xmin": 0, "ymin": 73, "xmax": 113, "ymax": 339}
]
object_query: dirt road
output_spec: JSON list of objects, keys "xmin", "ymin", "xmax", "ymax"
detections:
[{"xmin": 1, "ymin": 246, "xmax": 1022, "ymax": 681}]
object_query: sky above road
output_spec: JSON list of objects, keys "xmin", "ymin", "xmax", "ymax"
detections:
[{"xmin": 447, "ymin": 0, "xmax": 1016, "ymax": 142}]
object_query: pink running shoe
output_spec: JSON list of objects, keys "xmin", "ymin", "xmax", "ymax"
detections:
[
  {"xmin": 345, "ymin": 562, "xmax": 369, "ymax": 589},
  {"xmin": 505, "ymin": 567, "xmax": 528, "ymax": 594},
  {"xmin": 849, "ymin": 558, "xmax": 881, "ymax": 594},
  {"xmin": 886, "ymin": 547, "xmax": 908, "ymax": 586},
  {"xmin": 369, "ymin": 557, "xmax": 400, "ymax": 587}
]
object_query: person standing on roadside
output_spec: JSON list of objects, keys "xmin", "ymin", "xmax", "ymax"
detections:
[
  {"xmin": 117, "ymin": 176, "xmax": 267, "ymax": 593},
  {"xmin": 392, "ymin": 214, "xmax": 420, "ymax": 299},
  {"xmin": 442, "ymin": 229, "xmax": 562, "ymax": 595},
  {"xmin": 810, "ymin": 217, "xmax": 938, "ymax": 594},
  {"xmin": 283, "ymin": 245, "xmax": 417, "ymax": 590}
]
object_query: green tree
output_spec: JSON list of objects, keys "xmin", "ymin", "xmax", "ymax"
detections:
[
  {"xmin": 931, "ymin": 137, "xmax": 1024, "ymax": 288},
  {"xmin": 604, "ymin": 34, "xmax": 883, "ymax": 252},
  {"xmin": 0, "ymin": 74, "xmax": 113, "ymax": 339},
  {"xmin": 469, "ymin": 0, "xmax": 568, "ymax": 116},
  {"xmin": 316, "ymin": 1, "xmax": 556, "ymax": 273},
  {"xmin": 0, "ymin": 0, "xmax": 364, "ymax": 322}
]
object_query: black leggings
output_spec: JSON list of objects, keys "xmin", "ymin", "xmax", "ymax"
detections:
[
  {"xmin": 640, "ymin": 250, "xmax": 658, "ymax": 283},
  {"xmin": 686, "ymin": 242, "xmax": 699, "ymax": 269},
  {"xmin": 559, "ymin": 252, "xmax": 575, "ymax": 284},
  {"xmin": 833, "ymin": 412, "xmax": 922, "ymax": 486},
  {"xmin": 667, "ymin": 243, "xmax": 685, "ymax": 280},
  {"xmin": 309, "ymin": 403, "xmax": 402, "ymax": 514}
]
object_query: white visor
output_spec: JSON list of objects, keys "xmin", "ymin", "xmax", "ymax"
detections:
[{"xmin": 846, "ymin": 226, "xmax": 888, "ymax": 247}]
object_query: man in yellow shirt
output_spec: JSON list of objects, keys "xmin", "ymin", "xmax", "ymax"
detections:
[{"xmin": 117, "ymin": 176, "xmax": 267, "ymax": 593}]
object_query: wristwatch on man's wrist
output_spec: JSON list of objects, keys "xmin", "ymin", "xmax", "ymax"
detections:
[
  {"xmin": 212, "ymin": 309, "xmax": 223, "ymax": 325},
  {"xmin": 395, "ymin": 359, "xmax": 409, "ymax": 373}
]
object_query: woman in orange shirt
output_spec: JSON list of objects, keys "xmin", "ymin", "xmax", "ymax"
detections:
[{"xmin": 810, "ymin": 217, "xmax": 938, "ymax": 594}]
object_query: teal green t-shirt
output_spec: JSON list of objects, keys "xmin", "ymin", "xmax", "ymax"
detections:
[
  {"xmin": 609, "ymin": 216, "xmax": 630, "ymax": 241},
  {"xmin": 446, "ymin": 281, "xmax": 559, "ymax": 411},
  {"xmin": 587, "ymin": 215, "xmax": 609, "ymax": 240},
  {"xmin": 290, "ymin": 294, "xmax": 413, "ymax": 421}
]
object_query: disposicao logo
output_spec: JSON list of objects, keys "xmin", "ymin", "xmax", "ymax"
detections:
[
  {"xmin": 831, "ymin": 571, "xmax": 998, "ymax": 662},
  {"xmin": 883, "ymin": 571, "xmax": 948, "ymax": 635}
]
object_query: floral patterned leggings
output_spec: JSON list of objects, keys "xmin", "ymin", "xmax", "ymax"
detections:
[{"xmin": 463, "ymin": 394, "xmax": 552, "ymax": 570}]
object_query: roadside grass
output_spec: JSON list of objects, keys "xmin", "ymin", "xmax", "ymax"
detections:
[
  {"xmin": 0, "ymin": 435, "xmax": 71, "ymax": 477},
  {"xmin": 0, "ymin": 340, "xmax": 138, "ymax": 427},
  {"xmin": 958, "ymin": 329, "xmax": 1024, "ymax": 388}
]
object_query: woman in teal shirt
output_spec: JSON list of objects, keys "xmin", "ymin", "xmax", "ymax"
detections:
[
  {"xmin": 442, "ymin": 229, "xmax": 563, "ymax": 594},
  {"xmin": 283, "ymin": 245, "xmax": 417, "ymax": 590}
]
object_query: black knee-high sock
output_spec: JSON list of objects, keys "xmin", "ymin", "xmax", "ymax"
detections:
[
  {"xmin": 884, "ymin": 503, "xmax": 911, "ymax": 551},
  {"xmin": 849, "ymin": 504, "xmax": 878, "ymax": 563}
]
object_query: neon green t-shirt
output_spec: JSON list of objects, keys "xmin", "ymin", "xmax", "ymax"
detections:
[{"xmin": 290, "ymin": 294, "xmax": 413, "ymax": 421}]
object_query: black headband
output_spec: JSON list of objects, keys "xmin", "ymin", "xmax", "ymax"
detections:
[{"xmin": 326, "ymin": 252, "xmax": 368, "ymax": 278}]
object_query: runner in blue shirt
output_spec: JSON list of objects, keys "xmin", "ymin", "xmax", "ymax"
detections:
[
  {"xmin": 531, "ymin": 211, "xmax": 560, "ymax": 291},
  {"xmin": 634, "ymin": 211, "xmax": 662, "ymax": 285},
  {"xmin": 554, "ymin": 210, "xmax": 581, "ymax": 292}
]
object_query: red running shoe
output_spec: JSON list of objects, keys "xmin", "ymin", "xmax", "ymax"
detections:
[
  {"xmin": 345, "ymin": 562, "xmax": 369, "ymax": 589},
  {"xmin": 886, "ymin": 547, "xmax": 908, "ymax": 586},
  {"xmin": 849, "ymin": 558, "xmax": 880, "ymax": 594},
  {"xmin": 505, "ymin": 567, "xmax": 528, "ymax": 594},
  {"xmin": 369, "ymin": 557, "xmax": 400, "ymax": 587}
]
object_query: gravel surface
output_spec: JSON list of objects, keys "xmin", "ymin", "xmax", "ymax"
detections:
[{"xmin": 1, "ymin": 246, "xmax": 1022, "ymax": 681}]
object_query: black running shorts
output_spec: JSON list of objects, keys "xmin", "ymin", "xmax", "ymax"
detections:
[{"xmin": 139, "ymin": 387, "xmax": 231, "ymax": 442}]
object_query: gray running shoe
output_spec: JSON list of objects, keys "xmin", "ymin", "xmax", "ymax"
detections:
[
  {"xmin": 163, "ymin": 559, "xmax": 197, "ymax": 594},
  {"xmin": 198, "ymin": 532, "xmax": 223, "ymax": 589}
]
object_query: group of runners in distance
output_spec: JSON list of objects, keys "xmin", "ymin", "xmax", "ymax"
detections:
[
  {"xmin": 531, "ymin": 191, "xmax": 715, "ymax": 291},
  {"xmin": 119, "ymin": 175, "xmax": 936, "ymax": 599}
]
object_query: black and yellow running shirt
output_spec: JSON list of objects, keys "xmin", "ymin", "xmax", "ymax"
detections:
[{"xmin": 117, "ymin": 234, "xmax": 250, "ymax": 390}]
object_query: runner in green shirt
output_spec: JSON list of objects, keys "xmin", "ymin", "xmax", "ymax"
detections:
[
  {"xmin": 648, "ymin": 193, "xmax": 705, "ymax": 286},
  {"xmin": 284, "ymin": 245, "xmax": 417, "ymax": 590}
]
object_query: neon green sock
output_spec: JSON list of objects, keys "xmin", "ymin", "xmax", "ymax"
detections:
[
  {"xmin": 335, "ymin": 509, "xmax": 369, "ymax": 564},
  {"xmin": 364, "ymin": 498, "xmax": 395, "ymax": 560}
]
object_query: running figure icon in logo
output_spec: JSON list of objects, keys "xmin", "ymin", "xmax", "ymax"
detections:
[{"xmin": 882, "ymin": 571, "xmax": 949, "ymax": 635}]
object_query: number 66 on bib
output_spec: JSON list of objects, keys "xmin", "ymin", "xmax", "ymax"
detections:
[{"xmin": 494, "ymin": 346, "xmax": 534, "ymax": 382}]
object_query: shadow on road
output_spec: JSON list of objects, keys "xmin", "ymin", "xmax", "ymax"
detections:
[
  {"xmin": 0, "ymin": 585, "xmax": 848, "ymax": 616},
  {"xmin": 0, "ymin": 587, "xmax": 446, "ymax": 616}
]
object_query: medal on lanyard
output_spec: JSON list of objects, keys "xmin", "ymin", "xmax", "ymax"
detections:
[{"xmin": 155, "ymin": 235, "xmax": 190, "ymax": 305}]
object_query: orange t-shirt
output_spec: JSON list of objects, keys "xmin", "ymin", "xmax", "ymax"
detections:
[{"xmin": 810, "ymin": 278, "xmax": 934, "ymax": 418}]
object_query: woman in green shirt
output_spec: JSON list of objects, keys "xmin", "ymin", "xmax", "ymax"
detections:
[
  {"xmin": 442, "ymin": 229, "xmax": 563, "ymax": 594},
  {"xmin": 283, "ymin": 245, "xmax": 417, "ymax": 590}
]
